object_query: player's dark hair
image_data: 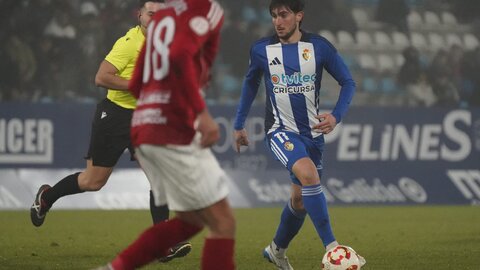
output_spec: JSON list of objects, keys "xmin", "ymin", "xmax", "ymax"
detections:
[
  {"xmin": 138, "ymin": 0, "xmax": 164, "ymax": 9},
  {"xmin": 269, "ymin": 0, "xmax": 305, "ymax": 14}
]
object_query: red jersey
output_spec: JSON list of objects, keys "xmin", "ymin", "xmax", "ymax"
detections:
[{"xmin": 129, "ymin": 0, "xmax": 223, "ymax": 146}]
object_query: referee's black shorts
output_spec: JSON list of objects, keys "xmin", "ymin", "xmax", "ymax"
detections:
[{"xmin": 85, "ymin": 98, "xmax": 135, "ymax": 167}]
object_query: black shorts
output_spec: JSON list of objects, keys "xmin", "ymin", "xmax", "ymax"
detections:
[{"xmin": 85, "ymin": 98, "xmax": 135, "ymax": 167}]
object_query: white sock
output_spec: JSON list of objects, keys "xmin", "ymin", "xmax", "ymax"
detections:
[
  {"xmin": 271, "ymin": 240, "xmax": 287, "ymax": 257},
  {"xmin": 326, "ymin": 241, "xmax": 339, "ymax": 251}
]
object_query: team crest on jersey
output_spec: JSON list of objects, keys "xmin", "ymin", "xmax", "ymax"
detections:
[
  {"xmin": 284, "ymin": 142, "xmax": 294, "ymax": 151},
  {"xmin": 190, "ymin": 16, "xmax": 209, "ymax": 36},
  {"xmin": 302, "ymin": 49, "xmax": 311, "ymax": 61}
]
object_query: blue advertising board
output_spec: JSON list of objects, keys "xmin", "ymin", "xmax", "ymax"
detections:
[{"xmin": 1, "ymin": 103, "xmax": 479, "ymax": 206}]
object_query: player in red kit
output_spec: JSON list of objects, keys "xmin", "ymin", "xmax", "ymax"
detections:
[{"xmin": 93, "ymin": 0, "xmax": 235, "ymax": 269}]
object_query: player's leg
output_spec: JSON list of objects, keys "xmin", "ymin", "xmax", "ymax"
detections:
[
  {"xmin": 77, "ymin": 160, "xmax": 113, "ymax": 190},
  {"xmin": 31, "ymin": 99, "xmax": 125, "ymax": 227},
  {"xmin": 136, "ymin": 148, "xmax": 190, "ymax": 262},
  {"xmin": 135, "ymin": 152, "xmax": 170, "ymax": 224},
  {"xmin": 292, "ymin": 157, "xmax": 337, "ymax": 250},
  {"xmin": 110, "ymin": 216, "xmax": 203, "ymax": 270},
  {"xmin": 149, "ymin": 190, "xmax": 169, "ymax": 224},
  {"xmin": 263, "ymin": 131, "xmax": 309, "ymax": 269},
  {"xmin": 153, "ymin": 142, "xmax": 235, "ymax": 269},
  {"xmin": 148, "ymin": 188, "xmax": 186, "ymax": 263},
  {"xmin": 263, "ymin": 187, "xmax": 304, "ymax": 270},
  {"xmin": 176, "ymin": 198, "xmax": 235, "ymax": 270},
  {"xmin": 274, "ymin": 184, "xmax": 306, "ymax": 245},
  {"xmin": 108, "ymin": 145, "xmax": 201, "ymax": 270},
  {"xmin": 41, "ymin": 158, "xmax": 113, "ymax": 206},
  {"xmin": 108, "ymin": 198, "xmax": 236, "ymax": 270},
  {"xmin": 107, "ymin": 143, "xmax": 229, "ymax": 270},
  {"xmin": 30, "ymin": 159, "xmax": 114, "ymax": 227},
  {"xmin": 267, "ymin": 183, "xmax": 306, "ymax": 250}
]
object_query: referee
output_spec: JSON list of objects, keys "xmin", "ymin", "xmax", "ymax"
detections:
[{"xmin": 30, "ymin": 0, "xmax": 191, "ymax": 262}]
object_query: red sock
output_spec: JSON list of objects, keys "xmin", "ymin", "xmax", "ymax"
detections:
[
  {"xmin": 111, "ymin": 218, "xmax": 202, "ymax": 270},
  {"xmin": 201, "ymin": 238, "xmax": 235, "ymax": 270}
]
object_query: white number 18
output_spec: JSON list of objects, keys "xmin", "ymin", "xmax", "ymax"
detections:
[{"xmin": 143, "ymin": 16, "xmax": 176, "ymax": 83}]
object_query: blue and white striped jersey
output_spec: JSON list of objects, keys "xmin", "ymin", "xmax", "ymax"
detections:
[{"xmin": 234, "ymin": 31, "xmax": 355, "ymax": 139}]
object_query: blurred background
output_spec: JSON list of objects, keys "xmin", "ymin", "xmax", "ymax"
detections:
[{"xmin": 0, "ymin": 0, "xmax": 479, "ymax": 107}]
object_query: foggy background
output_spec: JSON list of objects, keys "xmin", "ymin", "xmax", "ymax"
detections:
[{"xmin": 1, "ymin": 0, "xmax": 479, "ymax": 108}]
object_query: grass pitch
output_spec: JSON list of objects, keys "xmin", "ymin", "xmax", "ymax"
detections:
[{"xmin": 0, "ymin": 206, "xmax": 479, "ymax": 270}]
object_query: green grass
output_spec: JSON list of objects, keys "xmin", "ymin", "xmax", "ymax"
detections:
[{"xmin": 1, "ymin": 206, "xmax": 479, "ymax": 269}]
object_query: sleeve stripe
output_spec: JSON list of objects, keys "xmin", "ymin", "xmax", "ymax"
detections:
[
  {"xmin": 207, "ymin": 1, "xmax": 223, "ymax": 30},
  {"xmin": 207, "ymin": 1, "xmax": 216, "ymax": 18}
]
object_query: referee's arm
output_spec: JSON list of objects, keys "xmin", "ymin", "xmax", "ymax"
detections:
[{"xmin": 95, "ymin": 60, "xmax": 129, "ymax": 91}]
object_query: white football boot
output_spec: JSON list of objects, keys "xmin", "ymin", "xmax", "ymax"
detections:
[{"xmin": 263, "ymin": 244, "xmax": 294, "ymax": 270}]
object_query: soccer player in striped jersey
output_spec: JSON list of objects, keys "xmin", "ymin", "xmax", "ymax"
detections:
[{"xmin": 234, "ymin": 0, "xmax": 365, "ymax": 269}]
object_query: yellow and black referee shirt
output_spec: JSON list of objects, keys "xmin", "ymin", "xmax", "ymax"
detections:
[{"xmin": 104, "ymin": 25, "xmax": 144, "ymax": 109}]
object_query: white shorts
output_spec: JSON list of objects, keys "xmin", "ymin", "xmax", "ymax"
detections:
[{"xmin": 135, "ymin": 136, "xmax": 229, "ymax": 212}]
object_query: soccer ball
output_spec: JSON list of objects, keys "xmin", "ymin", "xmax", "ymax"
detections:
[{"xmin": 321, "ymin": 245, "xmax": 363, "ymax": 270}]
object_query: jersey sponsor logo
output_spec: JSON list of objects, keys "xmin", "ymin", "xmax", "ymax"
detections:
[
  {"xmin": 271, "ymin": 72, "xmax": 316, "ymax": 94},
  {"xmin": 137, "ymin": 91, "xmax": 171, "ymax": 106},
  {"xmin": 271, "ymin": 72, "xmax": 316, "ymax": 85},
  {"xmin": 101, "ymin": 111, "xmax": 107, "ymax": 119},
  {"xmin": 131, "ymin": 108, "xmax": 167, "ymax": 127},
  {"xmin": 302, "ymin": 48, "xmax": 311, "ymax": 61},
  {"xmin": 273, "ymin": 85, "xmax": 315, "ymax": 94},
  {"xmin": 0, "ymin": 118, "xmax": 54, "ymax": 164}
]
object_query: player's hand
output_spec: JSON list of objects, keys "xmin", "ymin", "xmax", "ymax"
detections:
[
  {"xmin": 312, "ymin": 113, "xmax": 337, "ymax": 134},
  {"xmin": 197, "ymin": 110, "xmax": 220, "ymax": 148},
  {"xmin": 234, "ymin": 129, "xmax": 249, "ymax": 153}
]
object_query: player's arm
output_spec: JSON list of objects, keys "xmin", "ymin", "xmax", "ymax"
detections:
[
  {"xmin": 199, "ymin": 1, "xmax": 223, "ymax": 71},
  {"xmin": 313, "ymin": 42, "xmax": 355, "ymax": 134},
  {"xmin": 95, "ymin": 60, "xmax": 129, "ymax": 90},
  {"xmin": 97, "ymin": 35, "xmax": 136, "ymax": 91},
  {"xmin": 169, "ymin": 38, "xmax": 206, "ymax": 116},
  {"xmin": 233, "ymin": 45, "xmax": 263, "ymax": 152},
  {"xmin": 169, "ymin": 11, "xmax": 225, "ymax": 115},
  {"xmin": 197, "ymin": 108, "xmax": 220, "ymax": 148},
  {"xmin": 234, "ymin": 46, "xmax": 263, "ymax": 131},
  {"xmin": 201, "ymin": 23, "xmax": 221, "ymax": 70},
  {"xmin": 323, "ymin": 43, "xmax": 356, "ymax": 124},
  {"xmin": 198, "ymin": 28, "xmax": 221, "ymax": 90},
  {"xmin": 233, "ymin": 129, "xmax": 249, "ymax": 153},
  {"xmin": 168, "ymin": 19, "xmax": 224, "ymax": 146}
]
